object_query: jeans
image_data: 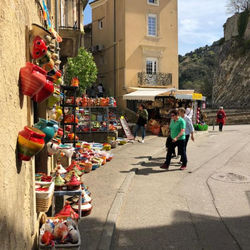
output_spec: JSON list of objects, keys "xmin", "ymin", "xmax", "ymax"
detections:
[
  {"xmin": 134, "ymin": 124, "xmax": 146, "ymax": 140},
  {"xmin": 165, "ymin": 139, "xmax": 187, "ymax": 167},
  {"xmin": 219, "ymin": 122, "xmax": 223, "ymax": 131},
  {"xmin": 181, "ymin": 134, "xmax": 189, "ymax": 162}
]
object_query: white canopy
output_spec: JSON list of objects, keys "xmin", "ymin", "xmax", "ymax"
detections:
[{"xmin": 123, "ymin": 88, "xmax": 176, "ymax": 101}]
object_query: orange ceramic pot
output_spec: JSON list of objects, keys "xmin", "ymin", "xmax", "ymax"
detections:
[{"xmin": 18, "ymin": 126, "xmax": 45, "ymax": 161}]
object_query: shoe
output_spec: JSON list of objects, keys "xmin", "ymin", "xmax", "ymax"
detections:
[
  {"xmin": 141, "ymin": 139, "xmax": 144, "ymax": 143},
  {"xmin": 180, "ymin": 166, "xmax": 186, "ymax": 170},
  {"xmin": 160, "ymin": 163, "xmax": 169, "ymax": 170}
]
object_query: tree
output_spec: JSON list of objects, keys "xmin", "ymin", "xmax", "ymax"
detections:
[
  {"xmin": 226, "ymin": 0, "xmax": 249, "ymax": 14},
  {"xmin": 64, "ymin": 47, "xmax": 97, "ymax": 93}
]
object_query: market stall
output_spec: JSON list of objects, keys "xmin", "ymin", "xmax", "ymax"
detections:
[{"xmin": 123, "ymin": 88, "xmax": 207, "ymax": 136}]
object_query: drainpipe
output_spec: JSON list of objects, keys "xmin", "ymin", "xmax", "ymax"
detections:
[
  {"xmin": 55, "ymin": 0, "xmax": 58, "ymax": 32},
  {"xmin": 113, "ymin": 0, "xmax": 117, "ymax": 98}
]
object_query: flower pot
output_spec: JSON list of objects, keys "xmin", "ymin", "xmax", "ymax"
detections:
[
  {"xmin": 34, "ymin": 118, "xmax": 58, "ymax": 143},
  {"xmin": 32, "ymin": 77, "xmax": 54, "ymax": 103},
  {"xmin": 151, "ymin": 126, "xmax": 161, "ymax": 135},
  {"xmin": 18, "ymin": 126, "xmax": 45, "ymax": 161},
  {"xmin": 19, "ymin": 62, "xmax": 47, "ymax": 97}
]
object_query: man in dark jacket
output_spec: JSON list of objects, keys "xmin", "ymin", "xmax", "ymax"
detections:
[{"xmin": 133, "ymin": 104, "xmax": 148, "ymax": 143}]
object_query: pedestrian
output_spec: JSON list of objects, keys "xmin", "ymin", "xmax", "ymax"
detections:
[
  {"xmin": 133, "ymin": 104, "xmax": 148, "ymax": 143},
  {"xmin": 216, "ymin": 106, "xmax": 226, "ymax": 131},
  {"xmin": 90, "ymin": 85, "xmax": 97, "ymax": 98},
  {"xmin": 185, "ymin": 102, "xmax": 193, "ymax": 120},
  {"xmin": 97, "ymin": 83, "xmax": 105, "ymax": 97},
  {"xmin": 160, "ymin": 109, "xmax": 187, "ymax": 170},
  {"xmin": 178, "ymin": 107, "xmax": 194, "ymax": 164}
]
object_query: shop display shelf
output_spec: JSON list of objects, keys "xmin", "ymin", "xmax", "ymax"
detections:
[
  {"xmin": 61, "ymin": 104, "xmax": 78, "ymax": 108},
  {"xmin": 52, "ymin": 188, "xmax": 82, "ymax": 218},
  {"xmin": 61, "ymin": 122, "xmax": 78, "ymax": 126},
  {"xmin": 61, "ymin": 85, "xmax": 79, "ymax": 91}
]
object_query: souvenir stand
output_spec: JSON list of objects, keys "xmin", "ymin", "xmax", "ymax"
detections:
[{"xmin": 123, "ymin": 88, "xmax": 206, "ymax": 136}]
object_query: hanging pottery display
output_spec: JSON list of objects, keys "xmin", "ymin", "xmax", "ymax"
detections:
[
  {"xmin": 32, "ymin": 76, "xmax": 54, "ymax": 103},
  {"xmin": 32, "ymin": 36, "xmax": 48, "ymax": 59},
  {"xmin": 19, "ymin": 62, "xmax": 48, "ymax": 97},
  {"xmin": 18, "ymin": 126, "xmax": 46, "ymax": 161},
  {"xmin": 34, "ymin": 118, "xmax": 58, "ymax": 144}
]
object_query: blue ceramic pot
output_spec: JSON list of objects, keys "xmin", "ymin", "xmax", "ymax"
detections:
[{"xmin": 34, "ymin": 118, "xmax": 58, "ymax": 143}]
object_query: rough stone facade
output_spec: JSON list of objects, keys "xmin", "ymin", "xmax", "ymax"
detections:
[{"xmin": 0, "ymin": 1, "xmax": 44, "ymax": 249}]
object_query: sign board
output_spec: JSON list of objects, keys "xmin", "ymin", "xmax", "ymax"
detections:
[
  {"xmin": 192, "ymin": 93, "xmax": 203, "ymax": 100},
  {"xmin": 119, "ymin": 116, "xmax": 134, "ymax": 140}
]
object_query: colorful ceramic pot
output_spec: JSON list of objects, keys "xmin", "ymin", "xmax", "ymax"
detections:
[
  {"xmin": 18, "ymin": 126, "xmax": 45, "ymax": 161},
  {"xmin": 32, "ymin": 77, "xmax": 54, "ymax": 103},
  {"xmin": 32, "ymin": 36, "xmax": 47, "ymax": 59},
  {"xmin": 20, "ymin": 62, "xmax": 47, "ymax": 97},
  {"xmin": 34, "ymin": 118, "xmax": 58, "ymax": 143},
  {"xmin": 55, "ymin": 202, "xmax": 79, "ymax": 220}
]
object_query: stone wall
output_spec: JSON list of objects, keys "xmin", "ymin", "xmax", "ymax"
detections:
[{"xmin": 0, "ymin": 1, "xmax": 44, "ymax": 249}]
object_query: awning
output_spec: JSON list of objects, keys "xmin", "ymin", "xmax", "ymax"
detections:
[
  {"xmin": 175, "ymin": 93, "xmax": 206, "ymax": 101},
  {"xmin": 123, "ymin": 88, "xmax": 176, "ymax": 101}
]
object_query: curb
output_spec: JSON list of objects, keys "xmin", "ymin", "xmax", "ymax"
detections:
[
  {"xmin": 96, "ymin": 146, "xmax": 165, "ymax": 250},
  {"xmin": 97, "ymin": 169, "xmax": 138, "ymax": 250}
]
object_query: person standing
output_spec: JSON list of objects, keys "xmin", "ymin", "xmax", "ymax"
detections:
[
  {"xmin": 97, "ymin": 83, "xmax": 105, "ymax": 97},
  {"xmin": 160, "ymin": 109, "xmax": 187, "ymax": 170},
  {"xmin": 133, "ymin": 104, "xmax": 148, "ymax": 143},
  {"xmin": 185, "ymin": 103, "xmax": 193, "ymax": 120},
  {"xmin": 178, "ymin": 107, "xmax": 194, "ymax": 164},
  {"xmin": 216, "ymin": 106, "xmax": 226, "ymax": 131}
]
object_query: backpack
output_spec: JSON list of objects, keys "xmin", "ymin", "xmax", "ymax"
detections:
[{"xmin": 217, "ymin": 113, "xmax": 223, "ymax": 119}]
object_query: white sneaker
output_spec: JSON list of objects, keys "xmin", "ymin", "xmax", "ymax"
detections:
[{"xmin": 141, "ymin": 140, "xmax": 144, "ymax": 143}]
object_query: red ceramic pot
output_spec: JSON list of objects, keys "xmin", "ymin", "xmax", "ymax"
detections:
[
  {"xmin": 18, "ymin": 126, "xmax": 45, "ymax": 161},
  {"xmin": 32, "ymin": 77, "xmax": 54, "ymax": 103},
  {"xmin": 20, "ymin": 62, "xmax": 47, "ymax": 97}
]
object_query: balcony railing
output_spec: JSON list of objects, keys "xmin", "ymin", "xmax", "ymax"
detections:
[{"xmin": 137, "ymin": 72, "xmax": 172, "ymax": 86}]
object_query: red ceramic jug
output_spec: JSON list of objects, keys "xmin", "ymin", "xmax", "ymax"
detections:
[
  {"xmin": 20, "ymin": 62, "xmax": 47, "ymax": 97},
  {"xmin": 32, "ymin": 77, "xmax": 54, "ymax": 103}
]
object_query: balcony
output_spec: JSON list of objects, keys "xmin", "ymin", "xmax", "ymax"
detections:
[{"xmin": 137, "ymin": 72, "xmax": 172, "ymax": 86}]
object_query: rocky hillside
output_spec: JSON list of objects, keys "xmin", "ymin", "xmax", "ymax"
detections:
[
  {"xmin": 179, "ymin": 10, "xmax": 250, "ymax": 108},
  {"xmin": 213, "ymin": 10, "xmax": 250, "ymax": 108}
]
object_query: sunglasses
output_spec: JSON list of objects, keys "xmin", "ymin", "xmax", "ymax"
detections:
[{"xmin": 171, "ymin": 114, "xmax": 176, "ymax": 117}]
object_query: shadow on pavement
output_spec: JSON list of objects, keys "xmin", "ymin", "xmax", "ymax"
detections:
[
  {"xmin": 79, "ymin": 211, "xmax": 249, "ymax": 250},
  {"xmin": 110, "ymin": 210, "xmax": 247, "ymax": 250}
]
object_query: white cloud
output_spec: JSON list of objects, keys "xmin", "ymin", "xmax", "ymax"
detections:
[{"xmin": 178, "ymin": 0, "xmax": 231, "ymax": 55}]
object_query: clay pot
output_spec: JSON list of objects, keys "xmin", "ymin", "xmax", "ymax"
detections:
[
  {"xmin": 34, "ymin": 118, "xmax": 58, "ymax": 143},
  {"xmin": 18, "ymin": 126, "xmax": 45, "ymax": 161},
  {"xmin": 32, "ymin": 77, "xmax": 54, "ymax": 103},
  {"xmin": 19, "ymin": 62, "xmax": 47, "ymax": 97}
]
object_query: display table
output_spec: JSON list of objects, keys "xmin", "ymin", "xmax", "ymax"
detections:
[{"xmin": 52, "ymin": 188, "xmax": 82, "ymax": 218}]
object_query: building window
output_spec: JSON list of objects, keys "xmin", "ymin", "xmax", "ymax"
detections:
[
  {"xmin": 147, "ymin": 0, "xmax": 159, "ymax": 6},
  {"xmin": 147, "ymin": 14, "xmax": 157, "ymax": 36},
  {"xmin": 146, "ymin": 58, "xmax": 158, "ymax": 74},
  {"xmin": 98, "ymin": 19, "xmax": 103, "ymax": 30}
]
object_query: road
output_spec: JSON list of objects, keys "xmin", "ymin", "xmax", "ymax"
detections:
[{"xmin": 111, "ymin": 125, "xmax": 250, "ymax": 250}]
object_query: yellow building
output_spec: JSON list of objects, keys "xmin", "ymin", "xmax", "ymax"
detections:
[{"xmin": 89, "ymin": 0, "xmax": 178, "ymax": 107}]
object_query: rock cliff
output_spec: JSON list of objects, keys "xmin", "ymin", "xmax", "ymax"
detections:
[{"xmin": 213, "ymin": 11, "xmax": 250, "ymax": 108}]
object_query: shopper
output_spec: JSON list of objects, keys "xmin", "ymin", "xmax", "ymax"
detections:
[
  {"xmin": 133, "ymin": 104, "xmax": 148, "ymax": 143},
  {"xmin": 216, "ymin": 106, "xmax": 226, "ymax": 131},
  {"xmin": 97, "ymin": 83, "xmax": 105, "ymax": 97},
  {"xmin": 185, "ymin": 102, "xmax": 193, "ymax": 120},
  {"xmin": 178, "ymin": 107, "xmax": 194, "ymax": 164},
  {"xmin": 160, "ymin": 109, "xmax": 187, "ymax": 170}
]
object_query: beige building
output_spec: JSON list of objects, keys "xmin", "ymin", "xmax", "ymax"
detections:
[
  {"xmin": 0, "ymin": 0, "xmax": 87, "ymax": 248},
  {"xmin": 88, "ymin": 0, "xmax": 178, "ymax": 107}
]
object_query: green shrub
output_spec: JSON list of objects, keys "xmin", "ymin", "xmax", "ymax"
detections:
[
  {"xmin": 194, "ymin": 124, "xmax": 208, "ymax": 131},
  {"xmin": 238, "ymin": 10, "xmax": 249, "ymax": 38}
]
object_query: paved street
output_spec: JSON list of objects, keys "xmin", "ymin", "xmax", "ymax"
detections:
[{"xmin": 80, "ymin": 125, "xmax": 250, "ymax": 250}]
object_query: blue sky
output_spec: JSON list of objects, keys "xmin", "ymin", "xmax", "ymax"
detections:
[{"xmin": 83, "ymin": 0, "xmax": 232, "ymax": 55}]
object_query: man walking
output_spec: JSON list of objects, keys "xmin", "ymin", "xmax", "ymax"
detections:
[
  {"xmin": 178, "ymin": 107, "xmax": 194, "ymax": 164},
  {"xmin": 160, "ymin": 109, "xmax": 187, "ymax": 170}
]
